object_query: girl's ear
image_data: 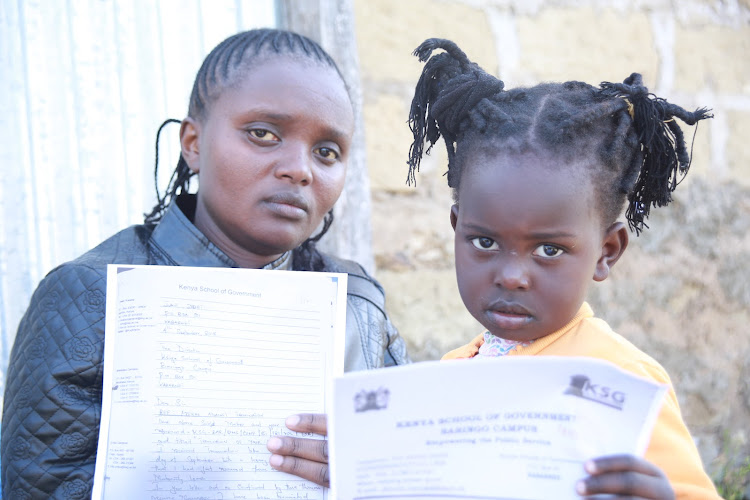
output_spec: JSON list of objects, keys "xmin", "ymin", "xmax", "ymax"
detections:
[
  {"xmin": 594, "ymin": 222, "xmax": 629, "ymax": 282},
  {"xmin": 179, "ymin": 117, "xmax": 201, "ymax": 173},
  {"xmin": 450, "ymin": 204, "xmax": 459, "ymax": 231}
]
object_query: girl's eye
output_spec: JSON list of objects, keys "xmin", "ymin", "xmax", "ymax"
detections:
[
  {"xmin": 470, "ymin": 237, "xmax": 498, "ymax": 250},
  {"xmin": 248, "ymin": 129, "xmax": 280, "ymax": 142},
  {"xmin": 532, "ymin": 244, "xmax": 564, "ymax": 258},
  {"xmin": 315, "ymin": 146, "xmax": 339, "ymax": 161}
]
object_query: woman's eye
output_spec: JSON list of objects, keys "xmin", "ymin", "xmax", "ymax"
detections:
[
  {"xmin": 315, "ymin": 146, "xmax": 339, "ymax": 161},
  {"xmin": 470, "ymin": 237, "xmax": 498, "ymax": 250},
  {"xmin": 248, "ymin": 129, "xmax": 280, "ymax": 142},
  {"xmin": 533, "ymin": 244, "xmax": 564, "ymax": 258}
]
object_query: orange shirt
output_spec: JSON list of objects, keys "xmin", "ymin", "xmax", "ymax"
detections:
[{"xmin": 443, "ymin": 303, "xmax": 720, "ymax": 500}]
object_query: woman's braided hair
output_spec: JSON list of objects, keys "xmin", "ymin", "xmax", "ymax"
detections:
[
  {"xmin": 407, "ymin": 38, "xmax": 712, "ymax": 234},
  {"xmin": 146, "ymin": 28, "xmax": 346, "ymax": 270}
]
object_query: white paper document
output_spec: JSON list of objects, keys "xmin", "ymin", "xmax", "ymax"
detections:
[
  {"xmin": 93, "ymin": 264, "xmax": 347, "ymax": 500},
  {"xmin": 330, "ymin": 356, "xmax": 667, "ymax": 500}
]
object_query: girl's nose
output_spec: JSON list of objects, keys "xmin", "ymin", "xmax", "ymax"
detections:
[
  {"xmin": 494, "ymin": 256, "xmax": 530, "ymax": 290},
  {"xmin": 275, "ymin": 144, "xmax": 312, "ymax": 186}
]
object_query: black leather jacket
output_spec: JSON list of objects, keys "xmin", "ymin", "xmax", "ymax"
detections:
[{"xmin": 1, "ymin": 195, "xmax": 409, "ymax": 498}]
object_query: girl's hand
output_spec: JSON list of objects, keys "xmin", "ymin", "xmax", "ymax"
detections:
[
  {"xmin": 576, "ymin": 454, "xmax": 675, "ymax": 499},
  {"xmin": 267, "ymin": 413, "xmax": 330, "ymax": 487}
]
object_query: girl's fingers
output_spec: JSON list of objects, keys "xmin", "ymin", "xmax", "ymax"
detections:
[
  {"xmin": 285, "ymin": 413, "xmax": 328, "ymax": 436},
  {"xmin": 586, "ymin": 454, "xmax": 662, "ymax": 476},
  {"xmin": 578, "ymin": 470, "xmax": 673, "ymax": 499},
  {"xmin": 578, "ymin": 455, "xmax": 675, "ymax": 499}
]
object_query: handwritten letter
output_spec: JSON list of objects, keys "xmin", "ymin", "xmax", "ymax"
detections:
[{"xmin": 94, "ymin": 265, "xmax": 347, "ymax": 500}]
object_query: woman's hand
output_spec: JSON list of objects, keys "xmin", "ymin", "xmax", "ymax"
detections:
[
  {"xmin": 577, "ymin": 454, "xmax": 675, "ymax": 499},
  {"xmin": 267, "ymin": 413, "xmax": 330, "ymax": 487}
]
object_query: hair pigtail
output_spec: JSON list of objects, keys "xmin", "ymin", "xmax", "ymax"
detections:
[
  {"xmin": 408, "ymin": 38, "xmax": 505, "ymax": 187},
  {"xmin": 600, "ymin": 73, "xmax": 712, "ymax": 233}
]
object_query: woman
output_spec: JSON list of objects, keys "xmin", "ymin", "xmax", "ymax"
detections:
[{"xmin": 1, "ymin": 28, "xmax": 409, "ymax": 498}]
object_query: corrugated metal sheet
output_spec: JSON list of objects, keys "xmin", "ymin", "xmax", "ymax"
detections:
[{"xmin": 0, "ymin": 0, "xmax": 276, "ymax": 387}]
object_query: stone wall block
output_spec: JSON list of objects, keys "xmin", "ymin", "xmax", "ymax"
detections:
[
  {"xmin": 717, "ymin": 251, "xmax": 750, "ymax": 307},
  {"xmin": 377, "ymin": 269, "xmax": 482, "ymax": 360},
  {"xmin": 727, "ymin": 110, "xmax": 750, "ymax": 185},
  {"xmin": 741, "ymin": 362, "xmax": 750, "ymax": 413},
  {"xmin": 516, "ymin": 7, "xmax": 658, "ymax": 84},
  {"xmin": 355, "ymin": 0, "xmax": 497, "ymax": 84},
  {"xmin": 364, "ymin": 94, "xmax": 416, "ymax": 192},
  {"xmin": 681, "ymin": 119, "xmax": 713, "ymax": 181},
  {"xmin": 371, "ymin": 175, "xmax": 455, "ymax": 273},
  {"xmin": 675, "ymin": 24, "xmax": 750, "ymax": 94}
]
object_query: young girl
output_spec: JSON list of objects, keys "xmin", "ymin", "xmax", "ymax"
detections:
[
  {"xmin": 407, "ymin": 38, "xmax": 719, "ymax": 499},
  {"xmin": 1, "ymin": 28, "xmax": 409, "ymax": 498}
]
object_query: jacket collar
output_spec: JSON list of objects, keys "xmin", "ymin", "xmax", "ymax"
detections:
[{"xmin": 150, "ymin": 194, "xmax": 291, "ymax": 270}]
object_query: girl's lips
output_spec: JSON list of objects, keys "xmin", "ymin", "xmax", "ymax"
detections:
[{"xmin": 486, "ymin": 310, "xmax": 534, "ymax": 330}]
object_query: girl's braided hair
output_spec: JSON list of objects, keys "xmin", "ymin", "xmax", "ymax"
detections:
[
  {"xmin": 407, "ymin": 38, "xmax": 712, "ymax": 234},
  {"xmin": 146, "ymin": 28, "xmax": 345, "ymax": 270}
]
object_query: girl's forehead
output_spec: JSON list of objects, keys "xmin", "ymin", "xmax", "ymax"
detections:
[
  {"xmin": 458, "ymin": 159, "xmax": 602, "ymax": 234},
  {"xmin": 460, "ymin": 152, "xmax": 597, "ymax": 212},
  {"xmin": 466, "ymin": 151, "xmax": 590, "ymax": 186}
]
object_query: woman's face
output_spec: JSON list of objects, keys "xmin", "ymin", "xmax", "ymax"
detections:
[{"xmin": 181, "ymin": 57, "xmax": 354, "ymax": 268}]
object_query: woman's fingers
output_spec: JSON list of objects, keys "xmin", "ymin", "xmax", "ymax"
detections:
[
  {"xmin": 285, "ymin": 413, "xmax": 328, "ymax": 436},
  {"xmin": 266, "ymin": 413, "xmax": 330, "ymax": 487},
  {"xmin": 267, "ymin": 437, "xmax": 330, "ymax": 487},
  {"xmin": 267, "ymin": 434, "xmax": 328, "ymax": 464}
]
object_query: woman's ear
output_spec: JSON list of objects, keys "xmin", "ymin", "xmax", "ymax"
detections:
[
  {"xmin": 593, "ymin": 222, "xmax": 629, "ymax": 282},
  {"xmin": 450, "ymin": 204, "xmax": 459, "ymax": 231},
  {"xmin": 179, "ymin": 117, "xmax": 201, "ymax": 173}
]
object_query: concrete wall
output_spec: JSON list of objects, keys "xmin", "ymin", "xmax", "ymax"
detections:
[{"xmin": 354, "ymin": 0, "xmax": 750, "ymax": 476}]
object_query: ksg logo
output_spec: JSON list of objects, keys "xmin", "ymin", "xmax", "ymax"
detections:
[{"xmin": 564, "ymin": 374, "xmax": 625, "ymax": 410}]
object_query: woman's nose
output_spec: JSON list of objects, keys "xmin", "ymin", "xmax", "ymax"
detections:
[
  {"xmin": 494, "ymin": 255, "xmax": 530, "ymax": 290},
  {"xmin": 275, "ymin": 144, "xmax": 312, "ymax": 185}
]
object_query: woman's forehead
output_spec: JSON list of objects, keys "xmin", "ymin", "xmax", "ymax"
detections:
[
  {"xmin": 221, "ymin": 55, "xmax": 347, "ymax": 100},
  {"xmin": 204, "ymin": 59, "xmax": 354, "ymax": 137}
]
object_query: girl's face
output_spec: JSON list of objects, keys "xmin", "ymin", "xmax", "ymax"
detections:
[
  {"xmin": 451, "ymin": 152, "xmax": 627, "ymax": 342},
  {"xmin": 181, "ymin": 58, "xmax": 354, "ymax": 268}
]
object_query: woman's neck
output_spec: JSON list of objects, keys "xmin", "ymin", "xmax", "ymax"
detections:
[{"xmin": 191, "ymin": 200, "xmax": 286, "ymax": 269}]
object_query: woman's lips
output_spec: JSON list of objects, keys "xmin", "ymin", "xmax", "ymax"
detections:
[{"xmin": 264, "ymin": 192, "xmax": 309, "ymax": 220}]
